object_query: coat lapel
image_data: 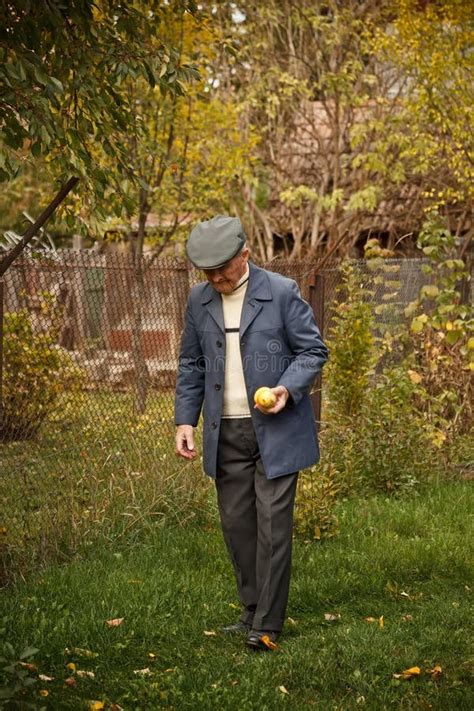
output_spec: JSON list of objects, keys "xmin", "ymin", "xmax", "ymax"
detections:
[
  {"xmin": 240, "ymin": 263, "xmax": 272, "ymax": 337},
  {"xmin": 201, "ymin": 285, "xmax": 225, "ymax": 334}
]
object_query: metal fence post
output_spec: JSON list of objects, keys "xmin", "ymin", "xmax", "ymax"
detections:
[{"xmin": 308, "ymin": 270, "xmax": 325, "ymax": 424}]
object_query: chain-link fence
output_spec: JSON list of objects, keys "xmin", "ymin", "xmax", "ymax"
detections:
[{"xmin": 0, "ymin": 252, "xmax": 469, "ymax": 580}]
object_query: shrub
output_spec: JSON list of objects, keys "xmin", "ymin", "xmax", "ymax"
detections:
[
  {"xmin": 1, "ymin": 304, "xmax": 82, "ymax": 442},
  {"xmin": 294, "ymin": 462, "xmax": 341, "ymax": 541}
]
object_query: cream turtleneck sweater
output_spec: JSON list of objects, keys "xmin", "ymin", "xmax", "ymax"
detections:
[{"xmin": 221, "ymin": 266, "xmax": 250, "ymax": 418}]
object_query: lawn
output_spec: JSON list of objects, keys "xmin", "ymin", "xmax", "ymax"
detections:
[{"xmin": 1, "ymin": 481, "xmax": 472, "ymax": 710}]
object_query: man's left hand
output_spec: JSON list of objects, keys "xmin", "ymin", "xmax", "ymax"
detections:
[{"xmin": 254, "ymin": 385, "xmax": 289, "ymax": 415}]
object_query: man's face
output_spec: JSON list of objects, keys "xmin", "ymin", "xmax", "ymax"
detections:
[{"xmin": 203, "ymin": 248, "xmax": 249, "ymax": 294}]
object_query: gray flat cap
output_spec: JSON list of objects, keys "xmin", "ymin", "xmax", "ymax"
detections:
[{"xmin": 186, "ymin": 215, "xmax": 247, "ymax": 269}]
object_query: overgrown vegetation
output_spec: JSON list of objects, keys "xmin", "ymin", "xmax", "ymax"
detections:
[
  {"xmin": 1, "ymin": 297, "xmax": 83, "ymax": 442},
  {"xmin": 297, "ymin": 218, "xmax": 472, "ymax": 540}
]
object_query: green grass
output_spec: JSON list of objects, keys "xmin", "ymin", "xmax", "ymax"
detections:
[{"xmin": 1, "ymin": 482, "xmax": 472, "ymax": 710}]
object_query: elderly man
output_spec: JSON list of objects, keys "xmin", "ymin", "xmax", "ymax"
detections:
[{"xmin": 175, "ymin": 215, "xmax": 328, "ymax": 650}]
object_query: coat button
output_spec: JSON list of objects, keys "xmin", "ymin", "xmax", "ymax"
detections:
[
  {"xmin": 216, "ymin": 340, "xmax": 223, "ymax": 348},
  {"xmin": 214, "ymin": 384, "xmax": 221, "ymax": 391},
  {"xmin": 211, "ymin": 422, "xmax": 218, "ymax": 429}
]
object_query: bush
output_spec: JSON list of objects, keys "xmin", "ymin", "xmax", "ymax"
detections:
[
  {"xmin": 294, "ymin": 462, "xmax": 341, "ymax": 541},
  {"xmin": 1, "ymin": 305, "xmax": 82, "ymax": 442}
]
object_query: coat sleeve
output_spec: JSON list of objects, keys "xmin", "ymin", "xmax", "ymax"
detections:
[
  {"xmin": 277, "ymin": 279, "xmax": 329, "ymax": 405},
  {"xmin": 174, "ymin": 294, "xmax": 205, "ymax": 426}
]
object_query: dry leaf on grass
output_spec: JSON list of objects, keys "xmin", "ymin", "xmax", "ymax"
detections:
[
  {"xmin": 393, "ymin": 666, "xmax": 421, "ymax": 679},
  {"xmin": 66, "ymin": 662, "xmax": 76, "ymax": 673},
  {"xmin": 39, "ymin": 690, "xmax": 49, "ymax": 697},
  {"xmin": 77, "ymin": 670, "xmax": 95, "ymax": 679},
  {"xmin": 427, "ymin": 665, "xmax": 442, "ymax": 679},
  {"xmin": 203, "ymin": 630, "xmax": 217, "ymax": 637},
  {"xmin": 133, "ymin": 667, "xmax": 152, "ymax": 676},
  {"xmin": 261, "ymin": 635, "xmax": 279, "ymax": 650},
  {"xmin": 278, "ymin": 685, "xmax": 289, "ymax": 694},
  {"xmin": 65, "ymin": 646, "xmax": 98, "ymax": 659},
  {"xmin": 106, "ymin": 617, "xmax": 124, "ymax": 627},
  {"xmin": 18, "ymin": 661, "xmax": 37, "ymax": 672},
  {"xmin": 324, "ymin": 612, "xmax": 341, "ymax": 622},
  {"xmin": 89, "ymin": 702, "xmax": 105, "ymax": 711},
  {"xmin": 38, "ymin": 674, "xmax": 54, "ymax": 682},
  {"xmin": 64, "ymin": 677, "xmax": 77, "ymax": 687}
]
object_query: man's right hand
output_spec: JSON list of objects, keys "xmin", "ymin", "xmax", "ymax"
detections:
[{"xmin": 176, "ymin": 425, "xmax": 198, "ymax": 460}]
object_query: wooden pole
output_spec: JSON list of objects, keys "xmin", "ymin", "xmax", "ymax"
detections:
[{"xmin": 0, "ymin": 176, "xmax": 79, "ymax": 277}]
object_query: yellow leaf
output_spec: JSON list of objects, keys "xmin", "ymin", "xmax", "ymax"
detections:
[
  {"xmin": 324, "ymin": 612, "xmax": 341, "ymax": 622},
  {"xmin": 261, "ymin": 635, "xmax": 279, "ymax": 650},
  {"xmin": 203, "ymin": 630, "xmax": 217, "ymax": 637},
  {"xmin": 393, "ymin": 666, "xmax": 421, "ymax": 679},
  {"xmin": 278, "ymin": 685, "xmax": 289, "ymax": 694},
  {"xmin": 287, "ymin": 617, "xmax": 297, "ymax": 626},
  {"xmin": 89, "ymin": 702, "xmax": 105, "ymax": 711},
  {"xmin": 66, "ymin": 662, "xmax": 76, "ymax": 673},
  {"xmin": 39, "ymin": 689, "xmax": 49, "ymax": 697},
  {"xmin": 77, "ymin": 670, "xmax": 95, "ymax": 679},
  {"xmin": 427, "ymin": 665, "xmax": 442, "ymax": 679},
  {"xmin": 408, "ymin": 369, "xmax": 422, "ymax": 384},
  {"xmin": 106, "ymin": 617, "xmax": 124, "ymax": 627},
  {"xmin": 363, "ymin": 616, "xmax": 377, "ymax": 623},
  {"xmin": 378, "ymin": 615, "xmax": 384, "ymax": 629},
  {"xmin": 148, "ymin": 652, "xmax": 157, "ymax": 660}
]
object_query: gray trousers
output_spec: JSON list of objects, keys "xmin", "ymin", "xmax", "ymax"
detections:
[{"xmin": 215, "ymin": 418, "xmax": 298, "ymax": 633}]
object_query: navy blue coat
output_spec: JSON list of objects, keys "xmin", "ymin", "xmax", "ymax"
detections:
[{"xmin": 175, "ymin": 262, "xmax": 328, "ymax": 478}]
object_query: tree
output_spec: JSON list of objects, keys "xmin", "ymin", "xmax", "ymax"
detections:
[{"xmin": 0, "ymin": 0, "xmax": 199, "ymax": 218}]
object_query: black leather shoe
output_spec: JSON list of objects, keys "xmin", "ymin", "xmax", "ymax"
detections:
[
  {"xmin": 220, "ymin": 620, "xmax": 251, "ymax": 634},
  {"xmin": 245, "ymin": 629, "xmax": 279, "ymax": 650}
]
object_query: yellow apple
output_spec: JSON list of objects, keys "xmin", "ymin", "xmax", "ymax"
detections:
[{"xmin": 254, "ymin": 386, "xmax": 277, "ymax": 409}]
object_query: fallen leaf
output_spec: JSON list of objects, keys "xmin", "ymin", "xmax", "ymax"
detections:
[
  {"xmin": 287, "ymin": 617, "xmax": 297, "ymax": 626},
  {"xmin": 38, "ymin": 674, "xmax": 54, "ymax": 682},
  {"xmin": 110, "ymin": 705, "xmax": 124, "ymax": 711},
  {"xmin": 39, "ymin": 690, "xmax": 49, "ymax": 697},
  {"xmin": 66, "ymin": 662, "xmax": 76, "ymax": 673},
  {"xmin": 164, "ymin": 668, "xmax": 176, "ymax": 673},
  {"xmin": 261, "ymin": 635, "xmax": 279, "ymax": 650},
  {"xmin": 211, "ymin": 683, "xmax": 218, "ymax": 688},
  {"xmin": 127, "ymin": 579, "xmax": 143, "ymax": 584},
  {"xmin": 66, "ymin": 647, "xmax": 98, "ymax": 659},
  {"xmin": 363, "ymin": 616, "xmax": 377, "ymax": 623},
  {"xmin": 408, "ymin": 370, "xmax": 422, "ymax": 384},
  {"xmin": 106, "ymin": 617, "xmax": 124, "ymax": 627},
  {"xmin": 148, "ymin": 652, "xmax": 157, "ymax": 660},
  {"xmin": 18, "ymin": 662, "xmax": 38, "ymax": 672},
  {"xmin": 64, "ymin": 677, "xmax": 77, "ymax": 687},
  {"xmin": 393, "ymin": 666, "xmax": 421, "ymax": 680},
  {"xmin": 77, "ymin": 670, "xmax": 95, "ymax": 679},
  {"xmin": 427, "ymin": 665, "xmax": 442, "ymax": 679},
  {"xmin": 204, "ymin": 630, "xmax": 217, "ymax": 637},
  {"xmin": 89, "ymin": 702, "xmax": 105, "ymax": 711},
  {"xmin": 402, "ymin": 614, "xmax": 413, "ymax": 622},
  {"xmin": 228, "ymin": 602, "xmax": 239, "ymax": 610},
  {"xmin": 379, "ymin": 615, "xmax": 384, "ymax": 629},
  {"xmin": 324, "ymin": 612, "xmax": 341, "ymax": 622},
  {"xmin": 230, "ymin": 680, "xmax": 239, "ymax": 686},
  {"xmin": 133, "ymin": 667, "xmax": 152, "ymax": 676},
  {"xmin": 278, "ymin": 685, "xmax": 289, "ymax": 694}
]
